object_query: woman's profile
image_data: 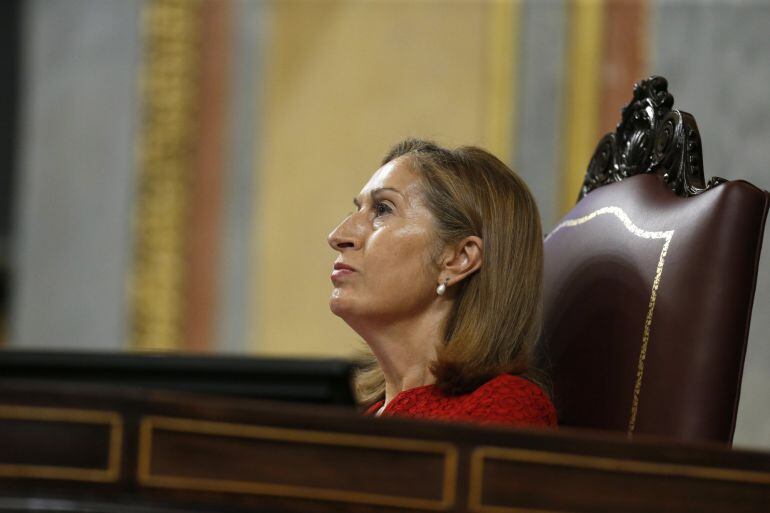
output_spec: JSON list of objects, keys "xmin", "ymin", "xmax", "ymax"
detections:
[{"xmin": 328, "ymin": 138, "xmax": 556, "ymax": 427}]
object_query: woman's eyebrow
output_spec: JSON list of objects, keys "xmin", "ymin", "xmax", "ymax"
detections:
[
  {"xmin": 353, "ymin": 187, "xmax": 402, "ymax": 208},
  {"xmin": 371, "ymin": 187, "xmax": 402, "ymax": 197}
]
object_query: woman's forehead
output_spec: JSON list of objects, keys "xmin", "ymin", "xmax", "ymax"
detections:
[{"xmin": 360, "ymin": 158, "xmax": 420, "ymax": 197}]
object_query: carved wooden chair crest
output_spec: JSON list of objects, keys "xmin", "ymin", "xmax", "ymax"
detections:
[
  {"xmin": 541, "ymin": 76, "xmax": 769, "ymax": 443},
  {"xmin": 580, "ymin": 75, "xmax": 726, "ymax": 200}
]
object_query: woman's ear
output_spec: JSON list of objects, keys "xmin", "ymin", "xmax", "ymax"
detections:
[{"xmin": 441, "ymin": 236, "xmax": 483, "ymax": 286}]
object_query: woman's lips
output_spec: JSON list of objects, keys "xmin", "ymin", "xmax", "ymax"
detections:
[
  {"xmin": 331, "ymin": 263, "xmax": 356, "ymax": 282},
  {"xmin": 331, "ymin": 268, "xmax": 354, "ymax": 281}
]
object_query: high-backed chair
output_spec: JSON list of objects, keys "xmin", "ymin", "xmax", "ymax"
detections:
[{"xmin": 540, "ymin": 76, "xmax": 769, "ymax": 443}]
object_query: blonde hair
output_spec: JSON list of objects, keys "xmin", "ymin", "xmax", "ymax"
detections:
[{"xmin": 355, "ymin": 139, "xmax": 545, "ymax": 407}]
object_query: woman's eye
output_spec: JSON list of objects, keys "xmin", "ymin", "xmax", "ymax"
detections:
[{"xmin": 374, "ymin": 202, "xmax": 392, "ymax": 217}]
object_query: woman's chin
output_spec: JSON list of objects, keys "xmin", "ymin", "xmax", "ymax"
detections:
[
  {"xmin": 329, "ymin": 293, "xmax": 367, "ymax": 325},
  {"xmin": 329, "ymin": 293, "xmax": 351, "ymax": 318}
]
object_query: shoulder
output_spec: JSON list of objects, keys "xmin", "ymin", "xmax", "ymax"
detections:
[
  {"xmin": 382, "ymin": 374, "xmax": 557, "ymax": 427},
  {"xmin": 464, "ymin": 374, "xmax": 558, "ymax": 426},
  {"xmin": 474, "ymin": 373, "xmax": 545, "ymax": 398}
]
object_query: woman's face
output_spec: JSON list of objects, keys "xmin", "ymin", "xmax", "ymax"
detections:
[{"xmin": 328, "ymin": 157, "xmax": 442, "ymax": 326}]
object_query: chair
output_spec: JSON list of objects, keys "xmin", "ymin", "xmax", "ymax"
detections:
[{"xmin": 540, "ymin": 76, "xmax": 769, "ymax": 443}]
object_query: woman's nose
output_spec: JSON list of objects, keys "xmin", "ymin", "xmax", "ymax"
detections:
[{"xmin": 327, "ymin": 215, "xmax": 360, "ymax": 251}]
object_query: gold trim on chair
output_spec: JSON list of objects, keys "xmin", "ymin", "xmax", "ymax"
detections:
[
  {"xmin": 467, "ymin": 445, "xmax": 770, "ymax": 513},
  {"xmin": 0, "ymin": 405, "xmax": 122, "ymax": 482},
  {"xmin": 545, "ymin": 206, "xmax": 675, "ymax": 436},
  {"xmin": 138, "ymin": 415, "xmax": 458, "ymax": 510}
]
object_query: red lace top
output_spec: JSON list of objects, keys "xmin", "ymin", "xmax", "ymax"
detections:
[{"xmin": 365, "ymin": 374, "xmax": 557, "ymax": 427}]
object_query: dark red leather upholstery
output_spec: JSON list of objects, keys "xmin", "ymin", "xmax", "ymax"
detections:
[{"xmin": 541, "ymin": 174, "xmax": 769, "ymax": 443}]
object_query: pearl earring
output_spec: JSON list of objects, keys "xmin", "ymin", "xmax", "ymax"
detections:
[{"xmin": 436, "ymin": 277, "xmax": 450, "ymax": 296}]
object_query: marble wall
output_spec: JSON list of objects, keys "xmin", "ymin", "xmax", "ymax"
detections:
[{"xmin": 13, "ymin": 0, "xmax": 142, "ymax": 350}]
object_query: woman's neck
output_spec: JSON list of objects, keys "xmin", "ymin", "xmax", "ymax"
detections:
[
  {"xmin": 381, "ymin": 353, "xmax": 436, "ymax": 406},
  {"xmin": 352, "ymin": 303, "xmax": 449, "ymax": 407}
]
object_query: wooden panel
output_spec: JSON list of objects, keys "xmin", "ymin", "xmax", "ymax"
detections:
[
  {"xmin": 0, "ymin": 381, "xmax": 769, "ymax": 513},
  {"xmin": 0, "ymin": 405, "xmax": 121, "ymax": 482},
  {"xmin": 138, "ymin": 416, "xmax": 457, "ymax": 509},
  {"xmin": 470, "ymin": 446, "xmax": 770, "ymax": 513}
]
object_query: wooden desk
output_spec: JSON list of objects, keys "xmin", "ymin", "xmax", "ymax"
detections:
[{"xmin": 0, "ymin": 383, "xmax": 768, "ymax": 513}]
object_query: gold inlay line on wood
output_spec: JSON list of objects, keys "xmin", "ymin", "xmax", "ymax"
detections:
[
  {"xmin": 0, "ymin": 405, "xmax": 122, "ymax": 482},
  {"xmin": 138, "ymin": 415, "xmax": 458, "ymax": 510},
  {"xmin": 545, "ymin": 205, "xmax": 675, "ymax": 436},
  {"xmin": 468, "ymin": 445, "xmax": 770, "ymax": 513}
]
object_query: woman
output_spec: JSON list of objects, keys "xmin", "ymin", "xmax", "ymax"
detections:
[{"xmin": 328, "ymin": 138, "xmax": 556, "ymax": 427}]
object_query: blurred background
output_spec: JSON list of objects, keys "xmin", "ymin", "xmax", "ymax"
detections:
[{"xmin": 0, "ymin": 0, "xmax": 768, "ymax": 447}]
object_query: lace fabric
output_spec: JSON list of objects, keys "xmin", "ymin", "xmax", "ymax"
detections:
[{"xmin": 365, "ymin": 374, "xmax": 557, "ymax": 427}]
